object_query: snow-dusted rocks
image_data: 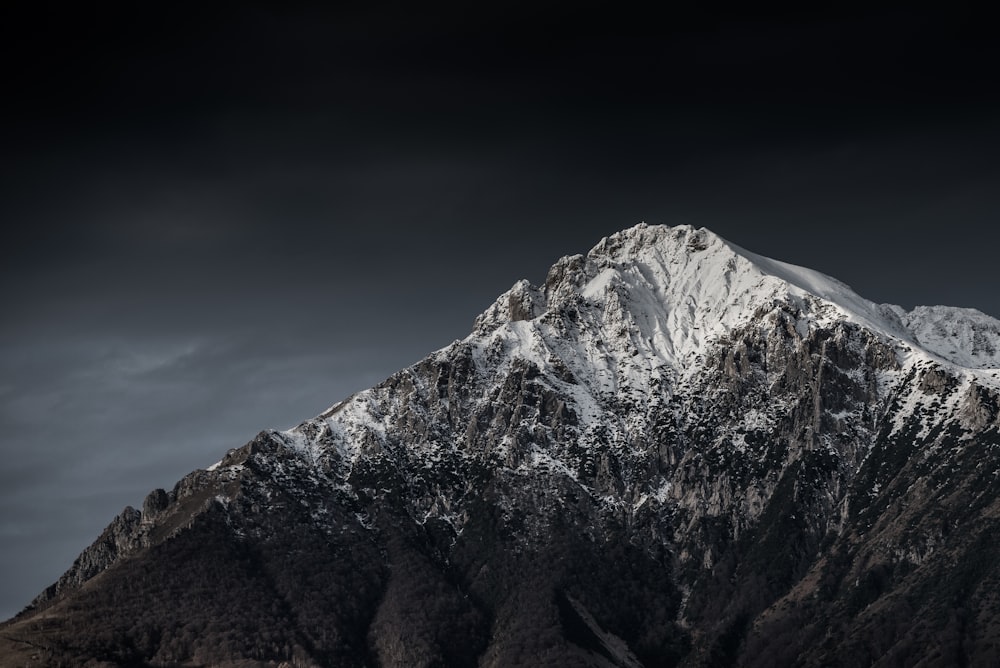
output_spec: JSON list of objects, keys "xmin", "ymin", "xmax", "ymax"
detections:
[
  {"xmin": 6, "ymin": 223, "xmax": 1000, "ymax": 667},
  {"xmin": 892, "ymin": 304, "xmax": 1000, "ymax": 369}
]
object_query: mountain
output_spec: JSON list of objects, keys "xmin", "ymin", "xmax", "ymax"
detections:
[{"xmin": 4, "ymin": 223, "xmax": 1000, "ymax": 667}]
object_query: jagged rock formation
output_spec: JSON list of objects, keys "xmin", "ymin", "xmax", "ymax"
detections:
[{"xmin": 4, "ymin": 224, "xmax": 1000, "ymax": 667}]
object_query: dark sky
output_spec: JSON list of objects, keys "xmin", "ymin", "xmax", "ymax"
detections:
[{"xmin": 2, "ymin": 2, "xmax": 998, "ymax": 619}]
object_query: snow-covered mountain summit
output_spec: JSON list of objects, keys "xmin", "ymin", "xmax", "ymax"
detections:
[
  {"xmin": 476, "ymin": 223, "xmax": 890, "ymax": 356},
  {"xmin": 474, "ymin": 222, "xmax": 1000, "ymax": 384}
]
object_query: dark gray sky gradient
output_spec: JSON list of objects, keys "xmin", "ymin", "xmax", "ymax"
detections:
[{"xmin": 2, "ymin": 2, "xmax": 999, "ymax": 619}]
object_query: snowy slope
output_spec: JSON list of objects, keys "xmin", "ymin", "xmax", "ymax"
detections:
[{"xmin": 889, "ymin": 304, "xmax": 1000, "ymax": 369}]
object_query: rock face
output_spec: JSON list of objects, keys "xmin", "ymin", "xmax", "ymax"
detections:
[{"xmin": 4, "ymin": 223, "xmax": 1000, "ymax": 667}]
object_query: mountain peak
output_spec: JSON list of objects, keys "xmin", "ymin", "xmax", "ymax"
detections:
[
  {"xmin": 585, "ymin": 222, "xmax": 720, "ymax": 260},
  {"xmin": 476, "ymin": 224, "xmax": 875, "ymax": 363},
  {"xmin": 476, "ymin": 225, "xmax": 738, "ymax": 329}
]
